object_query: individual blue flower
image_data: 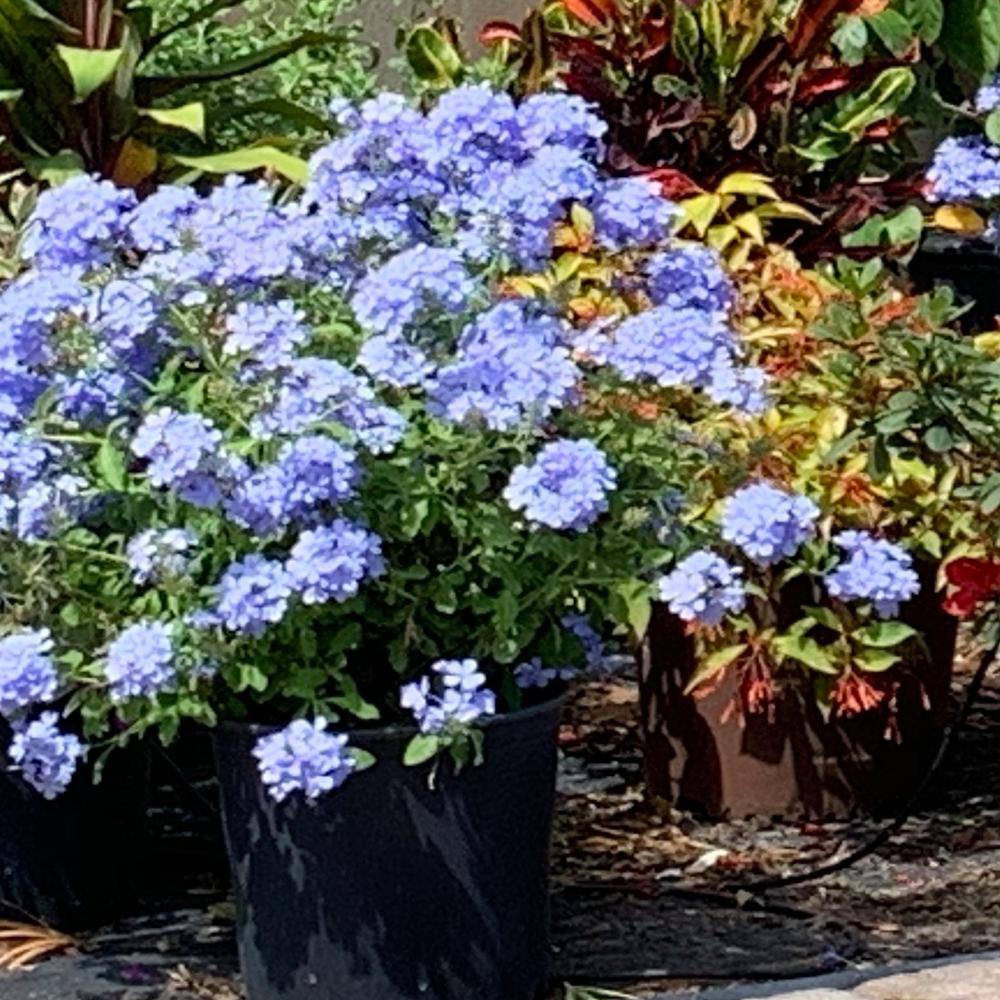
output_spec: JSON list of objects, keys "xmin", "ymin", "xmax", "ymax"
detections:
[
  {"xmin": 126, "ymin": 528, "xmax": 197, "ymax": 585},
  {"xmin": 504, "ymin": 438, "xmax": 617, "ymax": 532},
  {"xmin": 131, "ymin": 408, "xmax": 222, "ymax": 489},
  {"xmin": 253, "ymin": 718, "xmax": 357, "ymax": 802},
  {"xmin": 224, "ymin": 300, "xmax": 309, "ymax": 370},
  {"xmin": 7, "ymin": 712, "xmax": 84, "ymax": 799},
  {"xmin": 707, "ymin": 361, "xmax": 771, "ymax": 415},
  {"xmin": 104, "ymin": 621, "xmax": 175, "ymax": 702},
  {"xmin": 350, "ymin": 244, "xmax": 475, "ymax": 337},
  {"xmin": 400, "ymin": 659, "xmax": 497, "ymax": 734},
  {"xmin": 23, "ymin": 175, "xmax": 135, "ymax": 271},
  {"xmin": 657, "ymin": 551, "xmax": 746, "ymax": 626},
  {"xmin": 976, "ymin": 75, "xmax": 1000, "ymax": 113},
  {"xmin": 213, "ymin": 555, "xmax": 293, "ymax": 636},
  {"xmin": 721, "ymin": 483, "xmax": 819, "ymax": 566},
  {"xmin": 825, "ymin": 531, "xmax": 920, "ymax": 618},
  {"xmin": 646, "ymin": 245, "xmax": 731, "ymax": 313},
  {"xmin": 357, "ymin": 335, "xmax": 435, "ymax": 388},
  {"xmin": 0, "ymin": 629, "xmax": 58, "ymax": 717},
  {"xmin": 286, "ymin": 519, "xmax": 385, "ymax": 604},
  {"xmin": 562, "ymin": 613, "xmax": 606, "ymax": 672},
  {"xmin": 589, "ymin": 177, "xmax": 676, "ymax": 250},
  {"xmin": 927, "ymin": 136, "xmax": 1000, "ymax": 202},
  {"xmin": 514, "ymin": 658, "xmax": 574, "ymax": 689}
]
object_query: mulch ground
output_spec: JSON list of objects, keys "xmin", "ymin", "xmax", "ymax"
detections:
[{"xmin": 4, "ymin": 647, "xmax": 1000, "ymax": 999}]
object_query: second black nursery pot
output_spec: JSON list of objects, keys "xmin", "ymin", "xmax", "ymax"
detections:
[{"xmin": 214, "ymin": 695, "xmax": 564, "ymax": 1000}]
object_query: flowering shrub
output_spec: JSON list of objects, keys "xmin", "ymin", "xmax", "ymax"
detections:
[{"xmin": 0, "ymin": 84, "xmax": 774, "ymax": 801}]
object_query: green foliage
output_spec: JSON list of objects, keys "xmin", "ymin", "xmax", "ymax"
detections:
[{"xmin": 0, "ymin": 0, "xmax": 372, "ymax": 189}]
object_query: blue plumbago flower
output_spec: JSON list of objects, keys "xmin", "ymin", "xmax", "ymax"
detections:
[
  {"xmin": 351, "ymin": 244, "xmax": 475, "ymax": 337},
  {"xmin": 0, "ymin": 629, "xmax": 58, "ymax": 717},
  {"xmin": 562, "ymin": 613, "xmax": 607, "ymax": 672},
  {"xmin": 23, "ymin": 175, "xmax": 135, "ymax": 271},
  {"xmin": 0, "ymin": 364, "xmax": 46, "ymax": 431},
  {"xmin": 657, "ymin": 551, "xmax": 746, "ymax": 626},
  {"xmin": 589, "ymin": 177, "xmax": 676, "ymax": 250},
  {"xmin": 927, "ymin": 136, "xmax": 1000, "ymax": 202},
  {"xmin": 707, "ymin": 361, "xmax": 771, "ymax": 415},
  {"xmin": 0, "ymin": 270, "xmax": 88, "ymax": 367},
  {"xmin": 514, "ymin": 658, "xmax": 574, "ymax": 689},
  {"xmin": 126, "ymin": 528, "xmax": 197, "ymax": 585},
  {"xmin": 224, "ymin": 300, "xmax": 309, "ymax": 370},
  {"xmin": 89, "ymin": 279, "xmax": 167, "ymax": 374},
  {"xmin": 16, "ymin": 473, "xmax": 86, "ymax": 541},
  {"xmin": 7, "ymin": 712, "xmax": 84, "ymax": 799},
  {"xmin": 646, "ymin": 245, "xmax": 732, "ymax": 313},
  {"xmin": 131, "ymin": 408, "xmax": 222, "ymax": 490},
  {"xmin": 56, "ymin": 368, "xmax": 130, "ymax": 426},
  {"xmin": 400, "ymin": 659, "xmax": 497, "ymax": 734},
  {"xmin": 976, "ymin": 75, "xmax": 1000, "ymax": 113},
  {"xmin": 721, "ymin": 482, "xmax": 819, "ymax": 566},
  {"xmin": 606, "ymin": 305, "xmax": 737, "ymax": 393},
  {"xmin": 504, "ymin": 438, "xmax": 617, "ymax": 532},
  {"xmin": 826, "ymin": 531, "xmax": 920, "ymax": 618},
  {"xmin": 125, "ymin": 185, "xmax": 201, "ymax": 253},
  {"xmin": 357, "ymin": 335, "xmax": 435, "ymax": 388},
  {"xmin": 213, "ymin": 555, "xmax": 293, "ymax": 636},
  {"xmin": 0, "ymin": 432, "xmax": 53, "ymax": 532},
  {"xmin": 105, "ymin": 621, "xmax": 175, "ymax": 702},
  {"xmin": 251, "ymin": 357, "xmax": 406, "ymax": 453},
  {"xmin": 253, "ymin": 718, "xmax": 357, "ymax": 802},
  {"xmin": 514, "ymin": 92, "xmax": 607, "ymax": 154},
  {"xmin": 286, "ymin": 519, "xmax": 384, "ymax": 604},
  {"xmin": 429, "ymin": 305, "xmax": 579, "ymax": 429}
]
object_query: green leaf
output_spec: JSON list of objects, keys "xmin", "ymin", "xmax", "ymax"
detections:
[
  {"xmin": 941, "ymin": 0, "xmax": 1000, "ymax": 77},
  {"xmin": 899, "ymin": 0, "xmax": 944, "ymax": 43},
  {"xmin": 683, "ymin": 644, "xmax": 747, "ymax": 695},
  {"xmin": 867, "ymin": 437, "xmax": 892, "ymax": 482},
  {"xmin": 866, "ymin": 9, "xmax": 915, "ymax": 55},
  {"xmin": 170, "ymin": 146, "xmax": 308, "ymax": 184},
  {"xmin": 671, "ymin": 2, "xmax": 701, "ymax": 69},
  {"xmin": 139, "ymin": 102, "xmax": 205, "ymax": 138},
  {"xmin": 857, "ymin": 621, "xmax": 919, "ymax": 647},
  {"xmin": 331, "ymin": 678, "xmax": 380, "ymax": 721},
  {"xmin": 924, "ymin": 425, "xmax": 954, "ymax": 452},
  {"xmin": 238, "ymin": 664, "xmax": 268, "ymax": 692},
  {"xmin": 404, "ymin": 24, "xmax": 464, "ymax": 85},
  {"xmin": 842, "ymin": 205, "xmax": 923, "ymax": 249},
  {"xmin": 986, "ymin": 108, "xmax": 1000, "ymax": 145},
  {"xmin": 222, "ymin": 97, "xmax": 332, "ymax": 135},
  {"xmin": 349, "ymin": 748, "xmax": 376, "ymax": 771},
  {"xmin": 23, "ymin": 149, "xmax": 86, "ymax": 184},
  {"xmin": 56, "ymin": 45, "xmax": 123, "ymax": 101},
  {"xmin": 403, "ymin": 733, "xmax": 440, "ymax": 766},
  {"xmin": 855, "ymin": 648, "xmax": 902, "ymax": 672},
  {"xmin": 774, "ymin": 633, "xmax": 839, "ymax": 674},
  {"xmin": 615, "ymin": 579, "xmax": 652, "ymax": 639},
  {"xmin": 95, "ymin": 438, "xmax": 126, "ymax": 491},
  {"xmin": 804, "ymin": 606, "xmax": 843, "ymax": 632},
  {"xmin": 832, "ymin": 16, "xmax": 868, "ymax": 64}
]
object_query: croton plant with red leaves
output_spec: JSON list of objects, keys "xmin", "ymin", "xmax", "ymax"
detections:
[
  {"xmin": 943, "ymin": 558, "xmax": 1000, "ymax": 620},
  {"xmin": 404, "ymin": 0, "xmax": 978, "ymax": 257}
]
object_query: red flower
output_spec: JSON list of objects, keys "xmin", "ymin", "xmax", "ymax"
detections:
[{"xmin": 942, "ymin": 557, "xmax": 1000, "ymax": 619}]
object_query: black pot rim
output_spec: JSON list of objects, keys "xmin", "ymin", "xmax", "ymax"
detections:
[{"xmin": 216, "ymin": 689, "xmax": 567, "ymax": 741}]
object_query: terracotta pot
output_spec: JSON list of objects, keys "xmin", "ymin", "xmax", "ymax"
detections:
[{"xmin": 639, "ymin": 568, "xmax": 957, "ymax": 820}]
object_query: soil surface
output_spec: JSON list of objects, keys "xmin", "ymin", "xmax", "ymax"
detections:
[{"xmin": 2, "ymin": 648, "xmax": 1000, "ymax": 999}]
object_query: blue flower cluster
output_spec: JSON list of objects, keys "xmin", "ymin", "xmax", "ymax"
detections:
[
  {"xmin": 645, "ymin": 245, "xmax": 731, "ymax": 313},
  {"xmin": 104, "ymin": 621, "xmax": 175, "ymax": 702},
  {"xmin": 927, "ymin": 136, "xmax": 1000, "ymax": 203},
  {"xmin": 286, "ymin": 519, "xmax": 384, "ymax": 604},
  {"xmin": 127, "ymin": 528, "xmax": 196, "ymax": 585},
  {"xmin": 0, "ymin": 629, "xmax": 58, "ymax": 717},
  {"xmin": 504, "ymin": 439, "xmax": 617, "ymax": 532},
  {"xmin": 657, "ymin": 551, "xmax": 746, "ymax": 626},
  {"xmin": 400, "ymin": 659, "xmax": 497, "ymax": 734},
  {"xmin": 825, "ymin": 531, "xmax": 920, "ymax": 618},
  {"xmin": 253, "ymin": 717, "xmax": 357, "ymax": 802},
  {"xmin": 7, "ymin": 712, "xmax": 84, "ymax": 799},
  {"xmin": 721, "ymin": 483, "xmax": 819, "ymax": 567},
  {"xmin": 976, "ymin": 75, "xmax": 1000, "ymax": 113}
]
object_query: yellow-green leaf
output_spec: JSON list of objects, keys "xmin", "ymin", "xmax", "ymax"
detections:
[
  {"xmin": 172, "ymin": 146, "xmax": 308, "ymax": 184},
  {"xmin": 755, "ymin": 200, "xmax": 821, "ymax": 223},
  {"xmin": 933, "ymin": 204, "xmax": 985, "ymax": 235},
  {"xmin": 683, "ymin": 644, "xmax": 748, "ymax": 695},
  {"xmin": 56, "ymin": 45, "xmax": 123, "ymax": 101},
  {"xmin": 681, "ymin": 193, "xmax": 723, "ymax": 237},
  {"xmin": 732, "ymin": 210, "xmax": 765, "ymax": 243},
  {"xmin": 716, "ymin": 171, "xmax": 779, "ymax": 199},
  {"xmin": 140, "ymin": 102, "xmax": 205, "ymax": 139}
]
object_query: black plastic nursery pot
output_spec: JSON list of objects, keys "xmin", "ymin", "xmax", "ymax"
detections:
[
  {"xmin": 909, "ymin": 236, "xmax": 1000, "ymax": 333},
  {"xmin": 213, "ymin": 695, "xmax": 565, "ymax": 1000},
  {"xmin": 0, "ymin": 725, "xmax": 149, "ymax": 929}
]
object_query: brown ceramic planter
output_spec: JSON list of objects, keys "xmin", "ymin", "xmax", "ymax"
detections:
[{"xmin": 639, "ymin": 567, "xmax": 957, "ymax": 820}]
